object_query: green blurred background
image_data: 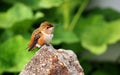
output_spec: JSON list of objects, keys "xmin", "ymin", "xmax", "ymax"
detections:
[{"xmin": 0, "ymin": 0, "xmax": 120, "ymax": 75}]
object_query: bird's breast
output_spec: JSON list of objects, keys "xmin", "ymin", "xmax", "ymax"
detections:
[
  {"xmin": 44, "ymin": 34, "xmax": 53, "ymax": 43},
  {"xmin": 41, "ymin": 31, "xmax": 53, "ymax": 43}
]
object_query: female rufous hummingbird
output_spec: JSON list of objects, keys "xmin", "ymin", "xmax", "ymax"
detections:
[{"xmin": 28, "ymin": 21, "xmax": 54, "ymax": 51}]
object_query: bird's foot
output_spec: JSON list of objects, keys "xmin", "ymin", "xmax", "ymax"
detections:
[{"xmin": 45, "ymin": 43, "xmax": 50, "ymax": 46}]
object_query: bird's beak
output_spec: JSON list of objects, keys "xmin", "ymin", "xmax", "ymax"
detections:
[{"xmin": 50, "ymin": 27, "xmax": 54, "ymax": 30}]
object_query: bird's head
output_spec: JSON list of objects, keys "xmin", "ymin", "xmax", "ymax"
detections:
[{"xmin": 39, "ymin": 21, "xmax": 54, "ymax": 34}]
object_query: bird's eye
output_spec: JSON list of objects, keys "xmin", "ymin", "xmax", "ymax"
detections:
[{"xmin": 47, "ymin": 26, "xmax": 50, "ymax": 29}]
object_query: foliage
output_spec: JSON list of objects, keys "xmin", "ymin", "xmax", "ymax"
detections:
[
  {"xmin": 0, "ymin": 0, "xmax": 120, "ymax": 75},
  {"xmin": 0, "ymin": 35, "xmax": 33, "ymax": 73}
]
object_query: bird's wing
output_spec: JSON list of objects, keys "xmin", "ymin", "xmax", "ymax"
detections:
[{"xmin": 28, "ymin": 34, "xmax": 40, "ymax": 51}]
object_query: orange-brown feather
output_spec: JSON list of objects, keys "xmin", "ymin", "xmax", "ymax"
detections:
[
  {"xmin": 28, "ymin": 28, "xmax": 41, "ymax": 51},
  {"xmin": 28, "ymin": 35, "xmax": 36, "ymax": 50},
  {"xmin": 37, "ymin": 34, "xmax": 45, "ymax": 46}
]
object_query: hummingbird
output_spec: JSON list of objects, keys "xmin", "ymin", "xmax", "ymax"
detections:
[{"xmin": 28, "ymin": 21, "xmax": 54, "ymax": 51}]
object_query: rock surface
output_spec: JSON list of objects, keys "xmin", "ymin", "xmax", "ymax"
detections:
[{"xmin": 19, "ymin": 44, "xmax": 84, "ymax": 75}]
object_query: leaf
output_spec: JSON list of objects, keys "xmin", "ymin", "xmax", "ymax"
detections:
[
  {"xmin": 38, "ymin": 0, "xmax": 64, "ymax": 9},
  {"xmin": 107, "ymin": 19, "xmax": 120, "ymax": 44},
  {"xmin": 88, "ymin": 8, "xmax": 120, "ymax": 21},
  {"xmin": 0, "ymin": 30, "xmax": 14, "ymax": 43},
  {"xmin": 0, "ymin": 3, "xmax": 44, "ymax": 29},
  {"xmin": 0, "ymin": 13, "xmax": 11, "ymax": 28},
  {"xmin": 11, "ymin": 19, "xmax": 34, "ymax": 33},
  {"xmin": 0, "ymin": 35, "xmax": 34, "ymax": 73},
  {"xmin": 52, "ymin": 26, "xmax": 79, "ymax": 44},
  {"xmin": 3, "ymin": 0, "xmax": 64, "ymax": 9},
  {"xmin": 0, "ymin": 3, "xmax": 32, "ymax": 28},
  {"xmin": 75, "ymin": 15, "xmax": 120, "ymax": 54},
  {"xmin": 34, "ymin": 12, "xmax": 44, "ymax": 19}
]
